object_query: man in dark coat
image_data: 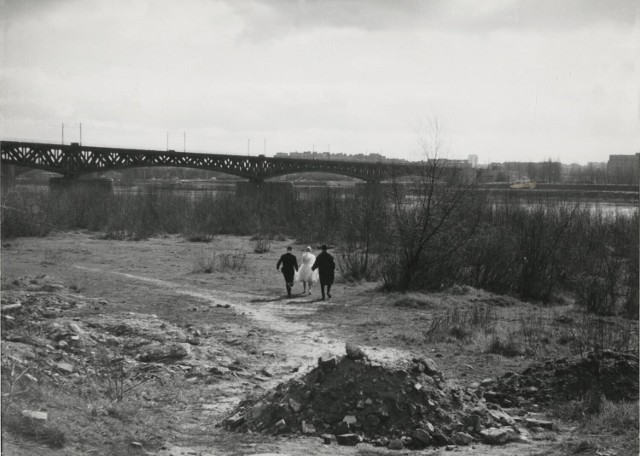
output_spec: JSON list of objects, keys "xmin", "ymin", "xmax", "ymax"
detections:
[
  {"xmin": 312, "ymin": 245, "xmax": 335, "ymax": 300},
  {"xmin": 276, "ymin": 246, "xmax": 298, "ymax": 297}
]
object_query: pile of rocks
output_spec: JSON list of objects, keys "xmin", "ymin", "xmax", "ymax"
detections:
[
  {"xmin": 224, "ymin": 344, "xmax": 533, "ymax": 449},
  {"xmin": 484, "ymin": 350, "xmax": 639, "ymax": 408}
]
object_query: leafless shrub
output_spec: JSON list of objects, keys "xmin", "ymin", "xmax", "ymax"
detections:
[
  {"xmin": 254, "ymin": 239, "xmax": 271, "ymax": 253},
  {"xmin": 424, "ymin": 304, "xmax": 497, "ymax": 342}
]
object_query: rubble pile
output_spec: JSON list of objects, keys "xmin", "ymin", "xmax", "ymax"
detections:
[
  {"xmin": 225, "ymin": 345, "xmax": 530, "ymax": 449},
  {"xmin": 485, "ymin": 350, "xmax": 639, "ymax": 407},
  {"xmin": 0, "ymin": 276, "xmax": 216, "ymax": 394}
]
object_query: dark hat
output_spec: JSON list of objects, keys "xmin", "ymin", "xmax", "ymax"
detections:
[{"xmin": 321, "ymin": 244, "xmax": 328, "ymax": 250}]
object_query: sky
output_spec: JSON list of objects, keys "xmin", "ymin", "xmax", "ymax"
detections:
[{"xmin": 1, "ymin": 0, "xmax": 639, "ymax": 164}]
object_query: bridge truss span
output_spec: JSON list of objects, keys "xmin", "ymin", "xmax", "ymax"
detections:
[{"xmin": 1, "ymin": 140, "xmax": 416, "ymax": 182}]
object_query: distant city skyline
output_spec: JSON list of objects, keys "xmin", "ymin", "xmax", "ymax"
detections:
[{"xmin": 2, "ymin": 0, "xmax": 638, "ymax": 165}]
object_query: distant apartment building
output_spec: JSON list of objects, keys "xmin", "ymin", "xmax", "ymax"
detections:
[
  {"xmin": 467, "ymin": 154, "xmax": 478, "ymax": 168},
  {"xmin": 607, "ymin": 154, "xmax": 639, "ymax": 185}
]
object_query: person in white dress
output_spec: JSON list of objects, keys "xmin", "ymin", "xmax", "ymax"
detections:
[{"xmin": 295, "ymin": 246, "xmax": 319, "ymax": 295}]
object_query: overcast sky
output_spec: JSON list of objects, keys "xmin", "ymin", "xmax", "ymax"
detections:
[{"xmin": 1, "ymin": 0, "xmax": 638, "ymax": 164}]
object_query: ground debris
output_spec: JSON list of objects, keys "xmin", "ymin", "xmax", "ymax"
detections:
[
  {"xmin": 484, "ymin": 350, "xmax": 639, "ymax": 407},
  {"xmin": 224, "ymin": 354, "xmax": 519, "ymax": 448}
]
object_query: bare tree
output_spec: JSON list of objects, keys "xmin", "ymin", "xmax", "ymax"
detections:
[{"xmin": 383, "ymin": 120, "xmax": 486, "ymax": 291}]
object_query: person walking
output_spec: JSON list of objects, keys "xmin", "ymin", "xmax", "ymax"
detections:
[
  {"xmin": 311, "ymin": 245, "xmax": 335, "ymax": 300},
  {"xmin": 276, "ymin": 246, "xmax": 298, "ymax": 298},
  {"xmin": 296, "ymin": 246, "xmax": 319, "ymax": 295}
]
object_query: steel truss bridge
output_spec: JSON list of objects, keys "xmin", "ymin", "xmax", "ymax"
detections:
[{"xmin": 1, "ymin": 141, "xmax": 420, "ymax": 183}]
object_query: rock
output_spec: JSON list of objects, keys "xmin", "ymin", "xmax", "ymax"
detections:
[
  {"xmin": 2, "ymin": 303, "xmax": 22, "ymax": 312},
  {"xmin": 130, "ymin": 441, "xmax": 143, "ymax": 449},
  {"xmin": 488, "ymin": 409, "xmax": 516, "ymax": 426},
  {"xmin": 356, "ymin": 400, "xmax": 365, "ymax": 409},
  {"xmin": 342, "ymin": 415, "xmax": 357, "ymax": 425},
  {"xmin": 333, "ymin": 421, "xmax": 350, "ymax": 435},
  {"xmin": 345, "ymin": 342, "xmax": 368, "ymax": 360},
  {"xmin": 451, "ymin": 432, "xmax": 473, "ymax": 446},
  {"xmin": 226, "ymin": 412, "xmax": 245, "ymax": 429},
  {"xmin": 98, "ymin": 300, "xmax": 109, "ymax": 305},
  {"xmin": 271, "ymin": 418, "xmax": 287, "ymax": 434},
  {"xmin": 412, "ymin": 428, "xmax": 432, "ymax": 446},
  {"xmin": 289, "ymin": 398, "xmax": 302, "ymax": 412},
  {"xmin": 524, "ymin": 418, "xmax": 553, "ymax": 430},
  {"xmin": 186, "ymin": 337, "xmax": 201, "ymax": 346},
  {"xmin": 336, "ymin": 433, "xmax": 362, "ymax": 446},
  {"xmin": 139, "ymin": 343, "xmax": 189, "ymax": 363},
  {"xmin": 24, "ymin": 373, "xmax": 38, "ymax": 383},
  {"xmin": 480, "ymin": 426, "xmax": 524, "ymax": 445},
  {"xmin": 388, "ymin": 439, "xmax": 404, "ymax": 450},
  {"xmin": 321, "ymin": 434, "xmax": 333, "ymax": 444},
  {"xmin": 210, "ymin": 366, "xmax": 230, "ymax": 375},
  {"xmin": 260, "ymin": 368, "xmax": 273, "ymax": 377},
  {"xmin": 301, "ymin": 420, "xmax": 316, "ymax": 434},
  {"xmin": 422, "ymin": 357, "xmax": 441, "ymax": 377},
  {"xmin": 463, "ymin": 414, "xmax": 483, "ymax": 432},
  {"xmin": 56, "ymin": 340, "xmax": 68, "ymax": 349},
  {"xmin": 432, "ymin": 429, "xmax": 451, "ymax": 446},
  {"xmin": 318, "ymin": 353, "xmax": 337, "ymax": 372},
  {"xmin": 480, "ymin": 377, "xmax": 495, "ymax": 387},
  {"xmin": 56, "ymin": 362, "xmax": 74, "ymax": 374},
  {"xmin": 68, "ymin": 323, "xmax": 84, "ymax": 335},
  {"xmin": 21, "ymin": 410, "xmax": 48, "ymax": 422}
]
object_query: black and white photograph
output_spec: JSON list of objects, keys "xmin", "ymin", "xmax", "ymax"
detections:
[{"xmin": 1, "ymin": 1, "xmax": 638, "ymax": 454}]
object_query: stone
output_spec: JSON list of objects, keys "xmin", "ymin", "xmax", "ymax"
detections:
[
  {"xmin": 226, "ymin": 412, "xmax": 245, "ymax": 429},
  {"xmin": 524, "ymin": 418, "xmax": 553, "ymax": 430},
  {"xmin": 271, "ymin": 419, "xmax": 287, "ymax": 434},
  {"xmin": 480, "ymin": 377, "xmax": 495, "ymax": 387},
  {"xmin": 356, "ymin": 400, "xmax": 365, "ymax": 409},
  {"xmin": 289, "ymin": 398, "xmax": 302, "ymax": 413},
  {"xmin": 333, "ymin": 421, "xmax": 350, "ymax": 435},
  {"xmin": 321, "ymin": 434, "xmax": 333, "ymax": 444},
  {"xmin": 56, "ymin": 362, "xmax": 74, "ymax": 374},
  {"xmin": 301, "ymin": 420, "xmax": 316, "ymax": 434},
  {"xmin": 488, "ymin": 409, "xmax": 516, "ymax": 426},
  {"xmin": 388, "ymin": 439, "xmax": 404, "ymax": 450},
  {"xmin": 260, "ymin": 368, "xmax": 273, "ymax": 377},
  {"xmin": 480, "ymin": 426, "xmax": 525, "ymax": 445},
  {"xmin": 463, "ymin": 414, "xmax": 483, "ymax": 432},
  {"xmin": 336, "ymin": 433, "xmax": 362, "ymax": 446},
  {"xmin": 68, "ymin": 323, "xmax": 84, "ymax": 335},
  {"xmin": 210, "ymin": 366, "xmax": 230, "ymax": 375},
  {"xmin": 451, "ymin": 432, "xmax": 473, "ymax": 446},
  {"xmin": 2, "ymin": 303, "xmax": 22, "ymax": 312},
  {"xmin": 412, "ymin": 428, "xmax": 432, "ymax": 445},
  {"xmin": 342, "ymin": 415, "xmax": 357, "ymax": 425},
  {"xmin": 98, "ymin": 300, "xmax": 109, "ymax": 305},
  {"xmin": 318, "ymin": 353, "xmax": 337, "ymax": 372},
  {"xmin": 130, "ymin": 441, "xmax": 143, "ymax": 449},
  {"xmin": 139, "ymin": 343, "xmax": 189, "ymax": 363},
  {"xmin": 21, "ymin": 410, "xmax": 48, "ymax": 422},
  {"xmin": 345, "ymin": 342, "xmax": 368, "ymax": 360},
  {"xmin": 56, "ymin": 340, "xmax": 68, "ymax": 349},
  {"xmin": 422, "ymin": 357, "xmax": 441, "ymax": 377},
  {"xmin": 432, "ymin": 429, "xmax": 451, "ymax": 446}
]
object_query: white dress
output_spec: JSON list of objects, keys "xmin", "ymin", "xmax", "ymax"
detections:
[{"xmin": 296, "ymin": 252, "xmax": 319, "ymax": 283}]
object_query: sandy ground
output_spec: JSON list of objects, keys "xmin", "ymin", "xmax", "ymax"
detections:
[{"xmin": 0, "ymin": 231, "xmax": 613, "ymax": 455}]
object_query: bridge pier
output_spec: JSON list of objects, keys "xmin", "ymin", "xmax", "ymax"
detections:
[
  {"xmin": 1, "ymin": 164, "xmax": 17, "ymax": 190},
  {"xmin": 236, "ymin": 181, "xmax": 295, "ymax": 199},
  {"xmin": 49, "ymin": 177, "xmax": 114, "ymax": 195}
]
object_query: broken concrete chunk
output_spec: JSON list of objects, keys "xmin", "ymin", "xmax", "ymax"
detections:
[
  {"xmin": 451, "ymin": 431, "xmax": 473, "ymax": 446},
  {"xmin": 21, "ymin": 410, "xmax": 48, "ymax": 422},
  {"xmin": 318, "ymin": 353, "xmax": 337, "ymax": 372},
  {"xmin": 336, "ymin": 433, "xmax": 362, "ymax": 446},
  {"xmin": 301, "ymin": 420, "xmax": 316, "ymax": 434},
  {"xmin": 524, "ymin": 418, "xmax": 554, "ymax": 429},
  {"xmin": 56, "ymin": 362, "xmax": 74, "ymax": 374}
]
